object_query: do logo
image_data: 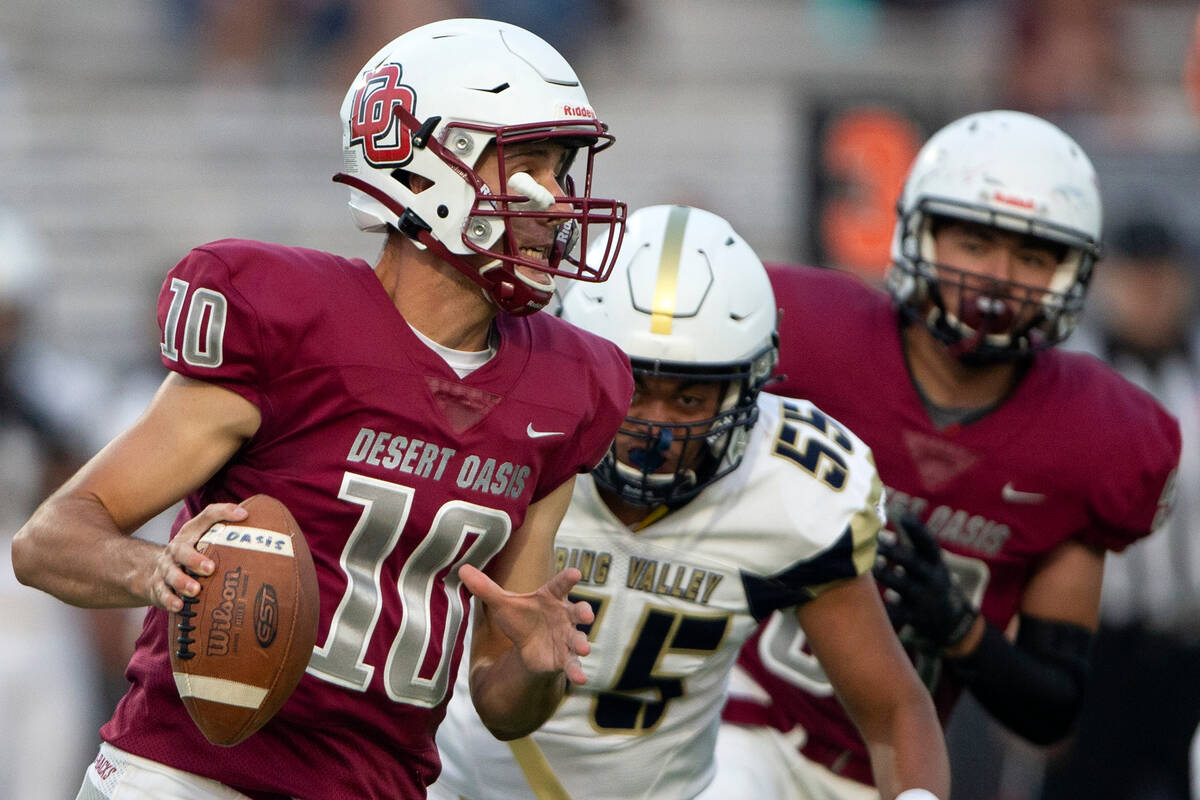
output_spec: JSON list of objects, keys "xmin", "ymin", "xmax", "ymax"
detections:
[{"xmin": 349, "ymin": 63, "xmax": 418, "ymax": 167}]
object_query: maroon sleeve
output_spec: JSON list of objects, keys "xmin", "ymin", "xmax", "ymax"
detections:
[
  {"xmin": 530, "ymin": 329, "xmax": 633, "ymax": 502},
  {"xmin": 1079, "ymin": 386, "xmax": 1181, "ymax": 552},
  {"xmin": 576, "ymin": 336, "xmax": 634, "ymax": 472},
  {"xmin": 157, "ymin": 242, "xmax": 268, "ymax": 408},
  {"xmin": 765, "ymin": 262, "xmax": 883, "ymax": 400}
]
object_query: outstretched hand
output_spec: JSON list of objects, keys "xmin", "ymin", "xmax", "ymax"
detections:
[
  {"xmin": 459, "ymin": 564, "xmax": 596, "ymax": 685},
  {"xmin": 873, "ymin": 514, "xmax": 978, "ymax": 652}
]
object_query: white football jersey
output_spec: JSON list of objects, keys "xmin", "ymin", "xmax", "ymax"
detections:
[{"xmin": 433, "ymin": 393, "xmax": 885, "ymax": 800}]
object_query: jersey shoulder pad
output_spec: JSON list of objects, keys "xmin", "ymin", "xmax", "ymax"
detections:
[
  {"xmin": 157, "ymin": 239, "xmax": 372, "ymax": 405},
  {"xmin": 513, "ymin": 312, "xmax": 634, "ymax": 498},
  {"xmin": 764, "ymin": 264, "xmax": 893, "ymax": 400},
  {"xmin": 527, "ymin": 310, "xmax": 633, "ymax": 398},
  {"xmin": 1040, "ymin": 349, "xmax": 1181, "ymax": 551},
  {"xmin": 765, "ymin": 263, "xmax": 885, "ymax": 323},
  {"xmin": 733, "ymin": 394, "xmax": 884, "ymax": 618}
]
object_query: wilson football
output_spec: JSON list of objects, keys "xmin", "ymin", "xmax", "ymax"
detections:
[{"xmin": 169, "ymin": 494, "xmax": 319, "ymax": 746}]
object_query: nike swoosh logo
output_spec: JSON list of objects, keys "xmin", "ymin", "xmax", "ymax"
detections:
[
  {"xmin": 526, "ymin": 423, "xmax": 565, "ymax": 439},
  {"xmin": 1002, "ymin": 482, "xmax": 1046, "ymax": 504}
]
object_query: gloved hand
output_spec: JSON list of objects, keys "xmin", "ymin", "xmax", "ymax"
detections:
[{"xmin": 873, "ymin": 514, "xmax": 978, "ymax": 652}]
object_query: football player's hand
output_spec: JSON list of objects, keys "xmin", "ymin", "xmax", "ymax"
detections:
[
  {"xmin": 459, "ymin": 565, "xmax": 596, "ymax": 685},
  {"xmin": 151, "ymin": 503, "xmax": 247, "ymax": 612},
  {"xmin": 873, "ymin": 514, "xmax": 978, "ymax": 652}
]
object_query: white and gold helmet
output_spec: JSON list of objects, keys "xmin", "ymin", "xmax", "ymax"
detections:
[
  {"xmin": 887, "ymin": 110, "xmax": 1103, "ymax": 361},
  {"xmin": 562, "ymin": 205, "xmax": 778, "ymax": 506}
]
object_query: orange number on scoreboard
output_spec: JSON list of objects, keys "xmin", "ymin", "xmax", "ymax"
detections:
[{"xmin": 819, "ymin": 107, "xmax": 922, "ymax": 282}]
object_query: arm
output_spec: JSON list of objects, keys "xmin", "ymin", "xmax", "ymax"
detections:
[
  {"xmin": 462, "ymin": 475, "xmax": 596, "ymax": 740},
  {"xmin": 798, "ymin": 573, "xmax": 949, "ymax": 800},
  {"xmin": 11, "ymin": 373, "xmax": 261, "ymax": 611},
  {"xmin": 944, "ymin": 539, "xmax": 1100, "ymax": 744},
  {"xmin": 876, "ymin": 516, "xmax": 1099, "ymax": 744},
  {"xmin": 1017, "ymin": 536, "xmax": 1104, "ymax": 630}
]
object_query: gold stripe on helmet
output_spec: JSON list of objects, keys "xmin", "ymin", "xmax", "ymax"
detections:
[{"xmin": 650, "ymin": 205, "xmax": 691, "ymax": 335}]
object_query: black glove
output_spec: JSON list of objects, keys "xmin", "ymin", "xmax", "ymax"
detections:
[{"xmin": 873, "ymin": 513, "xmax": 978, "ymax": 652}]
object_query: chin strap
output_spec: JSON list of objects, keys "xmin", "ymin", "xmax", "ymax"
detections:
[
  {"xmin": 333, "ymin": 172, "xmax": 551, "ymax": 315},
  {"xmin": 416, "ymin": 231, "xmax": 550, "ymax": 315}
]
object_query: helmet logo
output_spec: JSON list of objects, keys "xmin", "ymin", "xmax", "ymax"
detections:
[
  {"xmin": 991, "ymin": 191, "xmax": 1035, "ymax": 210},
  {"xmin": 349, "ymin": 64, "xmax": 417, "ymax": 167}
]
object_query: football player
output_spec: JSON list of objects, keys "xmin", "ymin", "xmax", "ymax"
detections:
[
  {"xmin": 429, "ymin": 205, "xmax": 949, "ymax": 800},
  {"xmin": 710, "ymin": 110, "xmax": 1182, "ymax": 798},
  {"xmin": 12, "ymin": 19, "xmax": 631, "ymax": 800}
]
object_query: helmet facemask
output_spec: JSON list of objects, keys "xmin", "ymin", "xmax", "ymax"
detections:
[
  {"xmin": 593, "ymin": 346, "xmax": 776, "ymax": 508},
  {"xmin": 886, "ymin": 111, "xmax": 1103, "ymax": 363},
  {"xmin": 890, "ymin": 200, "xmax": 1097, "ymax": 364}
]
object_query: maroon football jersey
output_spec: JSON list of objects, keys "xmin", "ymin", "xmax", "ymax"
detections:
[
  {"xmin": 724, "ymin": 263, "xmax": 1180, "ymax": 784},
  {"xmin": 102, "ymin": 240, "xmax": 632, "ymax": 799}
]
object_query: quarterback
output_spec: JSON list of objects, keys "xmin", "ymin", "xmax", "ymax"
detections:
[
  {"xmin": 13, "ymin": 19, "xmax": 630, "ymax": 800},
  {"xmin": 713, "ymin": 111, "xmax": 1182, "ymax": 797},
  {"xmin": 431, "ymin": 205, "xmax": 948, "ymax": 800}
]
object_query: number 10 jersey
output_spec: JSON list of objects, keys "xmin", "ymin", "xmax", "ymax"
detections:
[{"xmin": 101, "ymin": 239, "xmax": 632, "ymax": 800}]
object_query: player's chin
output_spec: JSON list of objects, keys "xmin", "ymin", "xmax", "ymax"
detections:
[{"xmin": 515, "ymin": 262, "xmax": 554, "ymax": 290}]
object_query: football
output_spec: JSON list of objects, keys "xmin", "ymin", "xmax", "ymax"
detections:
[{"xmin": 169, "ymin": 494, "xmax": 319, "ymax": 746}]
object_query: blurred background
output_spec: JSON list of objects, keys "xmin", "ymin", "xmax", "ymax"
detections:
[{"xmin": 2, "ymin": 1, "xmax": 1199, "ymax": 798}]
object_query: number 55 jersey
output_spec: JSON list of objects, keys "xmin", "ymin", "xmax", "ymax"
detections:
[
  {"xmin": 100, "ymin": 240, "xmax": 632, "ymax": 800},
  {"xmin": 433, "ymin": 391, "xmax": 886, "ymax": 800}
]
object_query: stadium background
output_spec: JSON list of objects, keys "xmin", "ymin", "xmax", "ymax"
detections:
[{"xmin": 1, "ymin": 1, "xmax": 1199, "ymax": 798}]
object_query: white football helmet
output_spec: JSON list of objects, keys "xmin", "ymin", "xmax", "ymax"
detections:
[
  {"xmin": 887, "ymin": 110, "xmax": 1102, "ymax": 361},
  {"xmin": 562, "ymin": 205, "xmax": 778, "ymax": 507},
  {"xmin": 335, "ymin": 18, "xmax": 626, "ymax": 315}
]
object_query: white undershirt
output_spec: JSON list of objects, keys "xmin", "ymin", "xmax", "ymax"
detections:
[{"xmin": 408, "ymin": 323, "xmax": 497, "ymax": 379}]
